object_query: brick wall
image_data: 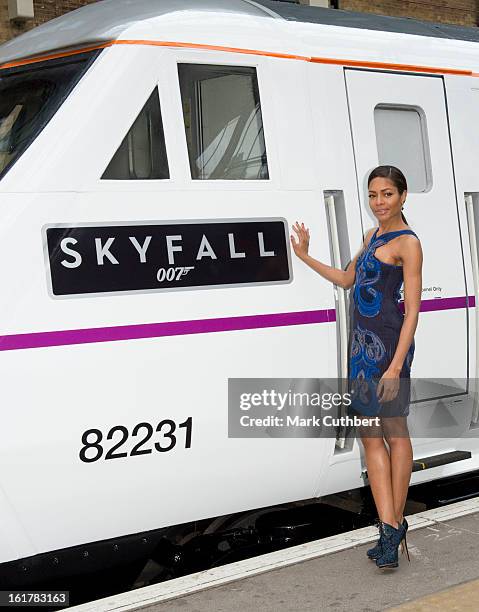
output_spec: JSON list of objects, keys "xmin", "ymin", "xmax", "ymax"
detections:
[
  {"xmin": 0, "ymin": 0, "xmax": 97, "ymax": 44},
  {"xmin": 338, "ymin": 0, "xmax": 478, "ymax": 27}
]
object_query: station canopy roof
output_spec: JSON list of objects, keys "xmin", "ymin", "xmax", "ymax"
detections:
[{"xmin": 256, "ymin": 0, "xmax": 479, "ymax": 43}]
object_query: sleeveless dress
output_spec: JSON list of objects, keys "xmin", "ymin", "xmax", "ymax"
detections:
[{"xmin": 347, "ymin": 227, "xmax": 419, "ymax": 418}]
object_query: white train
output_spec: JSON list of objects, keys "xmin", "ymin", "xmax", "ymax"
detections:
[{"xmin": 1, "ymin": 0, "xmax": 479, "ymax": 591}]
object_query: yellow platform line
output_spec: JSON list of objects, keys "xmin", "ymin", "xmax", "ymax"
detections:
[{"xmin": 389, "ymin": 578, "xmax": 479, "ymax": 611}]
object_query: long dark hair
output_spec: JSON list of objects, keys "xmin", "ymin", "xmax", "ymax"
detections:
[{"xmin": 367, "ymin": 165, "xmax": 408, "ymax": 225}]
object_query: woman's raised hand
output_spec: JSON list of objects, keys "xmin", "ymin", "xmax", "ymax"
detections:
[
  {"xmin": 290, "ymin": 222, "xmax": 310, "ymax": 260},
  {"xmin": 290, "ymin": 221, "xmax": 344, "ymax": 286}
]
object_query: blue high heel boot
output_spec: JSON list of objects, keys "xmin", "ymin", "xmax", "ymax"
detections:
[
  {"xmin": 367, "ymin": 517, "xmax": 408, "ymax": 561},
  {"xmin": 375, "ymin": 521, "xmax": 407, "ymax": 569},
  {"xmin": 367, "ymin": 518, "xmax": 384, "ymax": 560}
]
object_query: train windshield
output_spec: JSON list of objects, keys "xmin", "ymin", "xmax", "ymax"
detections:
[{"xmin": 0, "ymin": 50, "xmax": 99, "ymax": 180}]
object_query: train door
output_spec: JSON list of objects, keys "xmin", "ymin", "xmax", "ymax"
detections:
[{"xmin": 344, "ymin": 69, "xmax": 473, "ymax": 458}]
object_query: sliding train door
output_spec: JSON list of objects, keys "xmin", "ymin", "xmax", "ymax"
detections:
[{"xmin": 344, "ymin": 68, "xmax": 473, "ymax": 450}]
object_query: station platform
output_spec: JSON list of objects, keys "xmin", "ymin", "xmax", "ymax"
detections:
[{"xmin": 69, "ymin": 496, "xmax": 479, "ymax": 612}]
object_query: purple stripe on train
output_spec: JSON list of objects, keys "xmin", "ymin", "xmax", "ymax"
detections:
[{"xmin": 0, "ymin": 295, "xmax": 475, "ymax": 352}]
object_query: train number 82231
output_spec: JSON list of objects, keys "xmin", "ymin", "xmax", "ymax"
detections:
[{"xmin": 79, "ymin": 417, "xmax": 193, "ymax": 463}]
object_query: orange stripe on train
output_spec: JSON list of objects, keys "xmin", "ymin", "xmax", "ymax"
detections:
[{"xmin": 0, "ymin": 38, "xmax": 474, "ymax": 77}]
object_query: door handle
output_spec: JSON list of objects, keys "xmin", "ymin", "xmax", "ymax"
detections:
[
  {"xmin": 465, "ymin": 193, "xmax": 479, "ymax": 424},
  {"xmin": 324, "ymin": 193, "xmax": 349, "ymax": 379},
  {"xmin": 324, "ymin": 191, "xmax": 351, "ymax": 449}
]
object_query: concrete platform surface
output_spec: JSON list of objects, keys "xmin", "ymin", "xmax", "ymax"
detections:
[{"xmin": 137, "ymin": 512, "xmax": 479, "ymax": 612}]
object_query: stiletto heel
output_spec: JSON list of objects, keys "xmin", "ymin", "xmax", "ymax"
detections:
[
  {"xmin": 400, "ymin": 517, "xmax": 410, "ymax": 561},
  {"xmin": 402, "ymin": 533, "xmax": 410, "ymax": 562}
]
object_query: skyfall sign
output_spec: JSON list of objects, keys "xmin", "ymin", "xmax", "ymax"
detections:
[{"xmin": 45, "ymin": 219, "xmax": 292, "ymax": 297}]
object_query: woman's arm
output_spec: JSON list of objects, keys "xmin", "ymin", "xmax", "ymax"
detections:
[
  {"xmin": 290, "ymin": 222, "xmax": 375, "ymax": 290},
  {"xmin": 377, "ymin": 236, "xmax": 423, "ymax": 401}
]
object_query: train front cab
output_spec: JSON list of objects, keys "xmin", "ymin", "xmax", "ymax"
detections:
[{"xmin": 0, "ymin": 40, "xmax": 335, "ymax": 576}]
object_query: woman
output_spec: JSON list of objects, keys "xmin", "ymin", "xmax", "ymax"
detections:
[{"xmin": 291, "ymin": 165, "xmax": 423, "ymax": 569}]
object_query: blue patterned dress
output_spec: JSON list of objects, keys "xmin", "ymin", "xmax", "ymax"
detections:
[{"xmin": 347, "ymin": 227, "xmax": 418, "ymax": 417}]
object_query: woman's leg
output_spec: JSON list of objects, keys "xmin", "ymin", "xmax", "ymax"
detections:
[
  {"xmin": 381, "ymin": 417, "xmax": 413, "ymax": 523},
  {"xmin": 358, "ymin": 420, "xmax": 398, "ymax": 527}
]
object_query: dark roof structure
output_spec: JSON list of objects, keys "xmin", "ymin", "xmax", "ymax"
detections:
[{"xmin": 255, "ymin": 0, "xmax": 479, "ymax": 43}]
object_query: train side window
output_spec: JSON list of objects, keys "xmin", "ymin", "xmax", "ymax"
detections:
[
  {"xmin": 102, "ymin": 89, "xmax": 169, "ymax": 180},
  {"xmin": 374, "ymin": 105, "xmax": 432, "ymax": 192},
  {"xmin": 0, "ymin": 50, "xmax": 99, "ymax": 181},
  {"xmin": 177, "ymin": 64, "xmax": 269, "ymax": 180}
]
